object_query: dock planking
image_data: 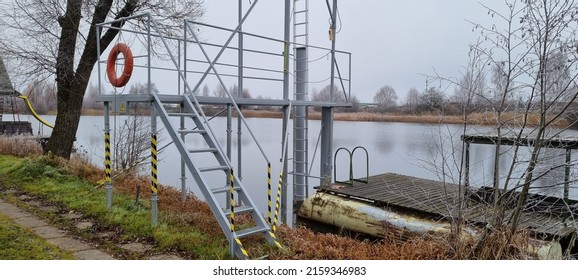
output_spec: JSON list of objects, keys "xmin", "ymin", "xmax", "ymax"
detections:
[{"xmin": 317, "ymin": 173, "xmax": 577, "ymax": 237}]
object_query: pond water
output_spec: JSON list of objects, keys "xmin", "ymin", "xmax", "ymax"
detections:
[{"xmin": 11, "ymin": 113, "xmax": 578, "ymax": 217}]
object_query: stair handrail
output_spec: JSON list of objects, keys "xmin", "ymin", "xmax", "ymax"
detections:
[
  {"xmin": 147, "ymin": 14, "xmax": 270, "ymax": 166},
  {"xmin": 183, "ymin": 19, "xmax": 270, "ymax": 164}
]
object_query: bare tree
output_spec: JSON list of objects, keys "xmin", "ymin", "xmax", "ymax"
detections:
[
  {"xmin": 444, "ymin": 0, "xmax": 578, "ymax": 258},
  {"xmin": 418, "ymin": 87, "xmax": 446, "ymax": 113},
  {"xmin": 201, "ymin": 84, "xmax": 210, "ymax": 97},
  {"xmin": 373, "ymin": 85, "xmax": 398, "ymax": 113},
  {"xmin": 213, "ymin": 83, "xmax": 228, "ymax": 98},
  {"xmin": 311, "ymin": 84, "xmax": 347, "ymax": 103},
  {"xmin": 405, "ymin": 87, "xmax": 420, "ymax": 114},
  {"xmin": 22, "ymin": 80, "xmax": 57, "ymax": 115},
  {"xmin": 0, "ymin": 0, "xmax": 203, "ymax": 159}
]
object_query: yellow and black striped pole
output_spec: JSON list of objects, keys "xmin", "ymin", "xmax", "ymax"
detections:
[
  {"xmin": 272, "ymin": 172, "xmax": 283, "ymax": 232},
  {"xmin": 104, "ymin": 131, "xmax": 112, "ymax": 209},
  {"xmin": 229, "ymin": 168, "xmax": 235, "ymax": 232},
  {"xmin": 229, "ymin": 168, "xmax": 249, "ymax": 259},
  {"xmin": 105, "ymin": 133, "xmax": 112, "ymax": 183},
  {"xmin": 104, "ymin": 101, "xmax": 113, "ymax": 210},
  {"xmin": 267, "ymin": 162, "xmax": 272, "ymax": 225},
  {"xmin": 150, "ymin": 133, "xmax": 158, "ymax": 225}
]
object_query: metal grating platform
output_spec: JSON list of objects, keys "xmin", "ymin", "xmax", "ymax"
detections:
[{"xmin": 317, "ymin": 173, "xmax": 577, "ymax": 237}]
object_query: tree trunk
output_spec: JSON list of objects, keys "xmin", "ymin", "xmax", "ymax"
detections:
[{"xmin": 44, "ymin": 0, "xmax": 137, "ymax": 159}]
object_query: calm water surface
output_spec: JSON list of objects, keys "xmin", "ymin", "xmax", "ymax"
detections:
[{"xmin": 15, "ymin": 114, "xmax": 578, "ymax": 215}]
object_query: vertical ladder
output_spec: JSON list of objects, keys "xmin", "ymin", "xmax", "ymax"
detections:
[
  {"xmin": 293, "ymin": 0, "xmax": 310, "ymax": 202},
  {"xmin": 150, "ymin": 92, "xmax": 281, "ymax": 259},
  {"xmin": 293, "ymin": 0, "xmax": 309, "ymax": 48}
]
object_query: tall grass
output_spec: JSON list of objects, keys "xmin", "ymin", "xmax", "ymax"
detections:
[{"xmin": 0, "ymin": 136, "xmax": 42, "ymax": 157}]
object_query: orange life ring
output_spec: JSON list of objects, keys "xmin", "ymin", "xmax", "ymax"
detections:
[{"xmin": 106, "ymin": 43, "xmax": 134, "ymax": 87}]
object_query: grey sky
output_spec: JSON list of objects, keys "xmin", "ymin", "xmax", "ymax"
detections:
[{"xmin": 202, "ymin": 0, "xmax": 506, "ymax": 103}]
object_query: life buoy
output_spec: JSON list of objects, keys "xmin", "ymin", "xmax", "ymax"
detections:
[{"xmin": 106, "ymin": 43, "xmax": 134, "ymax": 87}]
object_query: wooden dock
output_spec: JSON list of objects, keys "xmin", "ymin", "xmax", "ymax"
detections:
[{"xmin": 317, "ymin": 173, "xmax": 577, "ymax": 237}]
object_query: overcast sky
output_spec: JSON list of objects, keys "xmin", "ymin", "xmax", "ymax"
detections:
[{"xmin": 200, "ymin": 0, "xmax": 507, "ymax": 103}]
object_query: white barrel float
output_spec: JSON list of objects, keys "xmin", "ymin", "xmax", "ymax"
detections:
[{"xmin": 298, "ymin": 192, "xmax": 562, "ymax": 259}]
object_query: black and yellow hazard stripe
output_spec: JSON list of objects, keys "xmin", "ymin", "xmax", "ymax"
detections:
[
  {"xmin": 229, "ymin": 168, "xmax": 235, "ymax": 232},
  {"xmin": 104, "ymin": 132, "xmax": 111, "ymax": 183},
  {"xmin": 267, "ymin": 163, "xmax": 272, "ymax": 225},
  {"xmin": 267, "ymin": 231, "xmax": 283, "ymax": 249},
  {"xmin": 235, "ymin": 238, "xmax": 249, "ymax": 258},
  {"xmin": 150, "ymin": 134, "xmax": 158, "ymax": 194},
  {"xmin": 272, "ymin": 172, "xmax": 283, "ymax": 232}
]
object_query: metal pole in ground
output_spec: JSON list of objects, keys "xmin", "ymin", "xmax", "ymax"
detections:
[
  {"xmin": 293, "ymin": 47, "xmax": 307, "ymax": 219},
  {"xmin": 281, "ymin": 0, "xmax": 291, "ymax": 226},
  {"xmin": 104, "ymin": 101, "xmax": 112, "ymax": 209},
  {"xmin": 226, "ymin": 104, "xmax": 232, "ymax": 209},
  {"xmin": 150, "ymin": 105, "xmax": 159, "ymax": 226},
  {"xmin": 320, "ymin": 0, "xmax": 338, "ymax": 187}
]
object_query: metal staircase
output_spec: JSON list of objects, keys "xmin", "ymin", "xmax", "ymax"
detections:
[{"xmin": 150, "ymin": 92, "xmax": 281, "ymax": 259}]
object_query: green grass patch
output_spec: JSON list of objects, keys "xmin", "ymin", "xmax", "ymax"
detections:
[
  {"xmin": 0, "ymin": 213, "xmax": 75, "ymax": 260},
  {"xmin": 0, "ymin": 155, "xmax": 229, "ymax": 259}
]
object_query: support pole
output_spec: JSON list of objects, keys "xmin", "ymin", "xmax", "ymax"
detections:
[
  {"xmin": 226, "ymin": 104, "xmax": 233, "ymax": 209},
  {"xmin": 104, "ymin": 101, "xmax": 112, "ymax": 209},
  {"xmin": 319, "ymin": 0, "xmax": 337, "ymax": 187},
  {"xmin": 237, "ymin": 0, "xmax": 244, "ymax": 181},
  {"xmin": 180, "ymin": 112, "xmax": 186, "ymax": 202},
  {"xmin": 150, "ymin": 106, "xmax": 159, "ymax": 226},
  {"xmin": 281, "ymin": 0, "xmax": 291, "ymax": 225},
  {"xmin": 320, "ymin": 107, "xmax": 333, "ymax": 186},
  {"xmin": 294, "ymin": 47, "xmax": 308, "ymax": 217}
]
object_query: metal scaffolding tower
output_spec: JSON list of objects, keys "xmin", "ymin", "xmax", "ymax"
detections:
[{"xmin": 95, "ymin": 0, "xmax": 350, "ymax": 259}]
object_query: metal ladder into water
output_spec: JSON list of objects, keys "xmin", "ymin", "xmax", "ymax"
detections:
[{"xmin": 151, "ymin": 92, "xmax": 281, "ymax": 259}]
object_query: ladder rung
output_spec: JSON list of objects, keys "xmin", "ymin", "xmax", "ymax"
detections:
[
  {"xmin": 294, "ymin": 34, "xmax": 307, "ymax": 38},
  {"xmin": 235, "ymin": 226, "xmax": 269, "ymax": 239},
  {"xmin": 168, "ymin": 112, "xmax": 196, "ymax": 117},
  {"xmin": 294, "ymin": 10, "xmax": 308, "ymax": 14},
  {"xmin": 211, "ymin": 186, "xmax": 240, "ymax": 194},
  {"xmin": 224, "ymin": 205, "xmax": 254, "ymax": 216},
  {"xmin": 200, "ymin": 165, "xmax": 229, "ymax": 172},
  {"xmin": 179, "ymin": 129, "xmax": 206, "ymax": 134},
  {"xmin": 294, "ymin": 22, "xmax": 307, "ymax": 26},
  {"xmin": 188, "ymin": 148, "xmax": 218, "ymax": 153}
]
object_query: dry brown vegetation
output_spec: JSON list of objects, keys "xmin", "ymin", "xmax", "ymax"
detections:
[
  {"xmin": 230, "ymin": 110, "xmax": 571, "ymax": 128},
  {"xmin": 0, "ymin": 138, "xmax": 534, "ymax": 259}
]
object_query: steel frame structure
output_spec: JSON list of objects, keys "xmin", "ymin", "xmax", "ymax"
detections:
[{"xmin": 95, "ymin": 0, "xmax": 350, "ymax": 257}]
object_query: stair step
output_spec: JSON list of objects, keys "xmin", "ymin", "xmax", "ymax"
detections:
[
  {"xmin": 224, "ymin": 205, "xmax": 254, "ymax": 216},
  {"xmin": 178, "ymin": 129, "xmax": 206, "ymax": 134},
  {"xmin": 235, "ymin": 226, "xmax": 269, "ymax": 239},
  {"xmin": 168, "ymin": 112, "xmax": 196, "ymax": 117},
  {"xmin": 200, "ymin": 165, "xmax": 229, "ymax": 172},
  {"xmin": 188, "ymin": 147, "xmax": 218, "ymax": 153},
  {"xmin": 211, "ymin": 186, "xmax": 241, "ymax": 194}
]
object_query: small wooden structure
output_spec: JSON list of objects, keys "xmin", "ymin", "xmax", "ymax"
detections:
[{"xmin": 0, "ymin": 55, "xmax": 33, "ymax": 135}]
